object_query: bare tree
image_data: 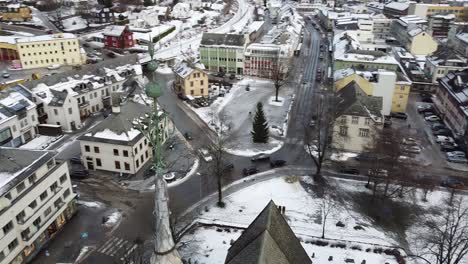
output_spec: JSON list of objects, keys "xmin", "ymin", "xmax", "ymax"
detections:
[
  {"xmin": 270, "ymin": 62, "xmax": 288, "ymax": 102},
  {"xmin": 319, "ymin": 189, "xmax": 337, "ymax": 239},
  {"xmin": 304, "ymin": 92, "xmax": 337, "ymax": 180},
  {"xmin": 417, "ymin": 196, "xmax": 468, "ymax": 264}
]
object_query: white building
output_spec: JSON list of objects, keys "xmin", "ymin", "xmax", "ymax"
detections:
[
  {"xmin": 0, "ymin": 86, "xmax": 38, "ymax": 148},
  {"xmin": 128, "ymin": 8, "xmax": 160, "ymax": 28},
  {"xmin": 243, "ymin": 43, "xmax": 289, "ymax": 77},
  {"xmin": 171, "ymin": 3, "xmax": 191, "ymax": 19},
  {"xmin": 0, "ymin": 148, "xmax": 77, "ymax": 264},
  {"xmin": 372, "ymin": 13, "xmax": 393, "ymax": 40},
  {"xmin": 25, "ymin": 60, "xmax": 143, "ymax": 132},
  {"xmin": 78, "ymin": 100, "xmax": 173, "ymax": 174},
  {"xmin": 425, "ymin": 50, "xmax": 468, "ymax": 84}
]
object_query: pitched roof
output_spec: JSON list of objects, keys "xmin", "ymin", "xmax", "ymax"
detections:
[
  {"xmin": 173, "ymin": 61, "xmax": 197, "ymax": 79},
  {"xmin": 201, "ymin": 33, "xmax": 246, "ymax": 47},
  {"xmin": 337, "ymin": 81, "xmax": 383, "ymax": 119},
  {"xmin": 103, "ymin": 25, "xmax": 129, "ymax": 37},
  {"xmin": 225, "ymin": 200, "xmax": 311, "ymax": 264}
]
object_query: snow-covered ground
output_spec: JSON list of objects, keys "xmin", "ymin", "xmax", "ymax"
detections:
[
  {"xmin": 103, "ymin": 211, "xmax": 122, "ymax": 228},
  {"xmin": 178, "ymin": 176, "xmax": 404, "ymax": 263},
  {"xmin": 19, "ymin": 135, "xmax": 63, "ymax": 150},
  {"xmin": 77, "ymin": 200, "xmax": 104, "ymax": 209},
  {"xmin": 62, "ymin": 16, "xmax": 87, "ymax": 32}
]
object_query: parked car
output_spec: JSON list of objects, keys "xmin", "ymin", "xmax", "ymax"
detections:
[
  {"xmin": 368, "ymin": 168, "xmax": 388, "ymax": 177},
  {"xmin": 422, "ymin": 97, "xmax": 433, "ymax": 103},
  {"xmin": 198, "ymin": 148, "xmax": 213, "ymax": 162},
  {"xmin": 431, "ymin": 123, "xmax": 447, "ymax": 131},
  {"xmin": 404, "ymin": 146, "xmax": 422, "ymax": 154},
  {"xmin": 417, "ymin": 105, "xmax": 433, "ymax": 113},
  {"xmin": 70, "ymin": 156, "xmax": 82, "ymax": 164},
  {"xmin": 441, "ymin": 144, "xmax": 460, "ymax": 152},
  {"xmin": 446, "ymin": 151, "xmax": 466, "ymax": 159},
  {"xmin": 425, "ymin": 115, "xmax": 441, "ymax": 122},
  {"xmin": 340, "ymin": 166, "xmax": 360, "ymax": 175},
  {"xmin": 355, "ymin": 153, "xmax": 376, "ymax": 161},
  {"xmin": 243, "ymin": 166, "xmax": 258, "ymax": 176},
  {"xmin": 384, "ymin": 117, "xmax": 392, "ymax": 128},
  {"xmin": 309, "ymin": 120, "xmax": 316, "ymax": 127},
  {"xmin": 423, "ymin": 111, "xmax": 436, "ymax": 117},
  {"xmin": 251, "ymin": 153, "xmax": 270, "ymax": 162},
  {"xmin": 447, "ymin": 156, "xmax": 468, "ymax": 163},
  {"xmin": 433, "ymin": 129, "xmax": 452, "ymax": 137},
  {"xmin": 390, "ymin": 112, "xmax": 408, "ymax": 120},
  {"xmin": 184, "ymin": 132, "xmax": 193, "ymax": 140},
  {"xmin": 224, "ymin": 163, "xmax": 234, "ymax": 171},
  {"xmin": 47, "ymin": 64, "xmax": 61, "ymax": 70},
  {"xmin": 70, "ymin": 169, "xmax": 89, "ymax": 179},
  {"xmin": 402, "ymin": 137, "xmax": 419, "ymax": 146},
  {"xmin": 163, "ymin": 172, "xmax": 176, "ymax": 182},
  {"xmin": 441, "ymin": 178, "xmax": 464, "ymax": 189},
  {"xmin": 270, "ymin": 159, "xmax": 286, "ymax": 168},
  {"xmin": 435, "ymin": 136, "xmax": 455, "ymax": 144},
  {"xmin": 2, "ymin": 71, "xmax": 10, "ymax": 78}
]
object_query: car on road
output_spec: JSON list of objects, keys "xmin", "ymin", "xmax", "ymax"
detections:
[
  {"xmin": 243, "ymin": 166, "xmax": 258, "ymax": 176},
  {"xmin": 368, "ymin": 168, "xmax": 388, "ymax": 177},
  {"xmin": 107, "ymin": 52, "xmax": 117, "ymax": 58},
  {"xmin": 447, "ymin": 156, "xmax": 468, "ymax": 163},
  {"xmin": 390, "ymin": 112, "xmax": 408, "ymax": 120},
  {"xmin": 47, "ymin": 64, "xmax": 61, "ymax": 70},
  {"xmin": 251, "ymin": 153, "xmax": 270, "ymax": 162},
  {"xmin": 340, "ymin": 166, "xmax": 360, "ymax": 175},
  {"xmin": 184, "ymin": 132, "xmax": 193, "ymax": 140},
  {"xmin": 436, "ymin": 136, "xmax": 455, "ymax": 144},
  {"xmin": 309, "ymin": 120, "xmax": 316, "ymax": 127},
  {"xmin": 270, "ymin": 159, "xmax": 286, "ymax": 168},
  {"xmin": 70, "ymin": 156, "xmax": 82, "ymax": 164},
  {"xmin": 404, "ymin": 146, "xmax": 422, "ymax": 154},
  {"xmin": 433, "ymin": 129, "xmax": 452, "ymax": 137},
  {"xmin": 2, "ymin": 71, "xmax": 10, "ymax": 78},
  {"xmin": 70, "ymin": 169, "xmax": 89, "ymax": 179},
  {"xmin": 163, "ymin": 172, "xmax": 176, "ymax": 182},
  {"xmin": 425, "ymin": 115, "xmax": 441, "ymax": 122},
  {"xmin": 441, "ymin": 178, "xmax": 464, "ymax": 189},
  {"xmin": 198, "ymin": 148, "xmax": 213, "ymax": 162}
]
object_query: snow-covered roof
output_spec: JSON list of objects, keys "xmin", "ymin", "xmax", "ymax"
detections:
[
  {"xmin": 103, "ymin": 25, "xmax": 128, "ymax": 37},
  {"xmin": 430, "ymin": 13, "xmax": 456, "ymax": 20},
  {"xmin": 248, "ymin": 21, "xmax": 265, "ymax": 34},
  {"xmin": 398, "ymin": 15, "xmax": 427, "ymax": 27},
  {"xmin": 15, "ymin": 33, "xmax": 77, "ymax": 43},
  {"xmin": 456, "ymin": 33, "xmax": 468, "ymax": 44},
  {"xmin": 384, "ymin": 1, "xmax": 409, "ymax": 11},
  {"xmin": 173, "ymin": 61, "xmax": 203, "ymax": 79},
  {"xmin": 0, "ymin": 90, "xmax": 35, "ymax": 122}
]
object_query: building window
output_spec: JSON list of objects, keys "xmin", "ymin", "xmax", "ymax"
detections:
[
  {"xmin": 21, "ymin": 228, "xmax": 30, "ymax": 241},
  {"xmin": 54, "ymin": 198, "xmax": 63, "ymax": 208},
  {"xmin": 40, "ymin": 191, "xmax": 48, "ymax": 201},
  {"xmin": 201, "ymin": 89, "xmax": 204, "ymax": 94},
  {"xmin": 114, "ymin": 149, "xmax": 119, "ymax": 156},
  {"xmin": 352, "ymin": 116, "xmax": 359, "ymax": 124},
  {"xmin": 16, "ymin": 182, "xmax": 25, "ymax": 193},
  {"xmin": 339, "ymin": 126, "xmax": 348, "ymax": 136},
  {"xmin": 359, "ymin": 128, "xmax": 370, "ymax": 137},
  {"xmin": 115, "ymin": 161, "xmax": 121, "ymax": 169},
  {"xmin": 60, "ymin": 174, "xmax": 67, "ymax": 183},
  {"xmin": 145, "ymin": 150, "xmax": 148, "ymax": 159},
  {"xmin": 365, "ymin": 118, "xmax": 371, "ymax": 125},
  {"xmin": 68, "ymin": 108, "xmax": 72, "ymax": 114},
  {"xmin": 5, "ymin": 193, "xmax": 11, "ymax": 200},
  {"xmin": 2, "ymin": 221, "xmax": 13, "ymax": 235},
  {"xmin": 96, "ymin": 158, "xmax": 102, "ymax": 167},
  {"xmin": 94, "ymin": 146, "xmax": 100, "ymax": 153},
  {"xmin": 16, "ymin": 211, "xmax": 25, "ymax": 223},
  {"xmin": 124, "ymin": 162, "xmax": 130, "ymax": 171},
  {"xmin": 44, "ymin": 207, "xmax": 52, "ymax": 217},
  {"xmin": 200, "ymin": 80, "xmax": 204, "ymax": 85},
  {"xmin": 190, "ymin": 81, "xmax": 194, "ymax": 87},
  {"xmin": 29, "ymin": 200, "xmax": 37, "ymax": 209},
  {"xmin": 64, "ymin": 188, "xmax": 70, "ymax": 198},
  {"xmin": 8, "ymin": 239, "xmax": 18, "ymax": 251},
  {"xmin": 33, "ymin": 217, "xmax": 41, "ymax": 228},
  {"xmin": 139, "ymin": 143, "xmax": 143, "ymax": 150},
  {"xmin": 134, "ymin": 147, "xmax": 138, "ymax": 154},
  {"xmin": 340, "ymin": 116, "xmax": 347, "ymax": 124},
  {"xmin": 28, "ymin": 174, "xmax": 37, "ymax": 184},
  {"xmin": 140, "ymin": 155, "xmax": 144, "ymax": 163},
  {"xmin": 85, "ymin": 145, "xmax": 90, "ymax": 152},
  {"xmin": 123, "ymin": 150, "xmax": 129, "ymax": 157},
  {"xmin": 190, "ymin": 90, "xmax": 194, "ymax": 95},
  {"xmin": 50, "ymin": 182, "xmax": 58, "ymax": 192}
]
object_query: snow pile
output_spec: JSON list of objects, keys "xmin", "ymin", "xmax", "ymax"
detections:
[
  {"xmin": 103, "ymin": 211, "xmax": 122, "ymax": 227},
  {"xmin": 77, "ymin": 200, "xmax": 104, "ymax": 209},
  {"xmin": 156, "ymin": 64, "xmax": 173, "ymax": 74},
  {"xmin": 62, "ymin": 16, "xmax": 87, "ymax": 32},
  {"xmin": 225, "ymin": 139, "xmax": 284, "ymax": 157},
  {"xmin": 269, "ymin": 96, "xmax": 285, "ymax": 106},
  {"xmin": 330, "ymin": 152, "xmax": 358, "ymax": 161}
]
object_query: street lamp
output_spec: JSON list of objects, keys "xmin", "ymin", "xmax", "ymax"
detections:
[{"xmin": 141, "ymin": 41, "xmax": 182, "ymax": 264}]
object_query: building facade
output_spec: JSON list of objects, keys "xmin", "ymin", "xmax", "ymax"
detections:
[
  {"xmin": 383, "ymin": 2, "xmax": 409, "ymax": 19},
  {"xmin": 428, "ymin": 14, "xmax": 455, "ymax": 38},
  {"xmin": 0, "ymin": 86, "xmax": 38, "ymax": 148},
  {"xmin": 173, "ymin": 61, "xmax": 209, "ymax": 97},
  {"xmin": 372, "ymin": 14, "xmax": 392, "ymax": 40},
  {"xmin": 200, "ymin": 33, "xmax": 247, "ymax": 75},
  {"xmin": 0, "ymin": 148, "xmax": 77, "ymax": 264},
  {"xmin": 408, "ymin": 2, "xmax": 468, "ymax": 21},
  {"xmin": 243, "ymin": 43, "xmax": 289, "ymax": 78},
  {"xmin": 78, "ymin": 101, "xmax": 173, "ymax": 174},
  {"xmin": 103, "ymin": 25, "xmax": 134, "ymax": 49},
  {"xmin": 425, "ymin": 50, "xmax": 468, "ymax": 84},
  {"xmin": 390, "ymin": 16, "xmax": 438, "ymax": 56},
  {"xmin": 0, "ymin": 4, "xmax": 31, "ymax": 21}
]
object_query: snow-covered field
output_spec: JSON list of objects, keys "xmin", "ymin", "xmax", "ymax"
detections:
[{"xmin": 179, "ymin": 176, "xmax": 404, "ymax": 263}]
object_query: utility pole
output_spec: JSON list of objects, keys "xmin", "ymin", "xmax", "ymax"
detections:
[{"xmin": 142, "ymin": 42, "xmax": 183, "ymax": 264}]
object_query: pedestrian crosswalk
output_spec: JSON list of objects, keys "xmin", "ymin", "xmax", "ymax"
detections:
[{"xmin": 96, "ymin": 236, "xmax": 139, "ymax": 261}]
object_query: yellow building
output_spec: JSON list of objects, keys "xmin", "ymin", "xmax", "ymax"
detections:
[
  {"xmin": 173, "ymin": 61, "xmax": 209, "ymax": 97},
  {"xmin": 334, "ymin": 68, "xmax": 411, "ymax": 115},
  {"xmin": 0, "ymin": 4, "xmax": 32, "ymax": 21},
  {"xmin": 13, "ymin": 33, "xmax": 85, "ymax": 70},
  {"xmin": 409, "ymin": 2, "xmax": 468, "ymax": 21}
]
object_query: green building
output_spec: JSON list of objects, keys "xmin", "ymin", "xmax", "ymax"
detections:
[{"xmin": 200, "ymin": 33, "xmax": 248, "ymax": 75}]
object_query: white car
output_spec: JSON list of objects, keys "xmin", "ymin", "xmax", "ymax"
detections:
[
  {"xmin": 198, "ymin": 148, "xmax": 213, "ymax": 162},
  {"xmin": 47, "ymin": 64, "xmax": 61, "ymax": 70},
  {"xmin": 436, "ymin": 136, "xmax": 455, "ymax": 144},
  {"xmin": 425, "ymin": 115, "xmax": 441, "ymax": 122},
  {"xmin": 368, "ymin": 169, "xmax": 388, "ymax": 177},
  {"xmin": 405, "ymin": 146, "xmax": 421, "ymax": 154},
  {"xmin": 402, "ymin": 137, "xmax": 419, "ymax": 146},
  {"xmin": 446, "ymin": 151, "xmax": 466, "ymax": 159}
]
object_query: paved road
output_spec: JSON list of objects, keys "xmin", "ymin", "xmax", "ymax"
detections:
[{"xmin": 31, "ymin": 6, "xmax": 60, "ymax": 33}]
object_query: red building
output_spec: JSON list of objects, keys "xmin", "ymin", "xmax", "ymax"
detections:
[{"xmin": 102, "ymin": 25, "xmax": 134, "ymax": 49}]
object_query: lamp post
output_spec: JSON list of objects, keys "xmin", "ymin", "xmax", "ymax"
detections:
[{"xmin": 143, "ymin": 42, "xmax": 182, "ymax": 264}]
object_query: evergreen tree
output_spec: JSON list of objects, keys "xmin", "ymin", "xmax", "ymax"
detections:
[{"xmin": 251, "ymin": 102, "xmax": 269, "ymax": 143}]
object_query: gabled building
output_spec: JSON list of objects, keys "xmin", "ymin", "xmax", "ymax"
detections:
[
  {"xmin": 90, "ymin": 8, "xmax": 115, "ymax": 24},
  {"xmin": 173, "ymin": 61, "xmax": 208, "ymax": 97},
  {"xmin": 103, "ymin": 25, "xmax": 134, "ymax": 49},
  {"xmin": 78, "ymin": 100, "xmax": 173, "ymax": 174},
  {"xmin": 333, "ymin": 81, "xmax": 383, "ymax": 153},
  {"xmin": 0, "ymin": 86, "xmax": 38, "ymax": 147},
  {"xmin": 390, "ymin": 15, "xmax": 438, "ymax": 56},
  {"xmin": 225, "ymin": 200, "xmax": 311, "ymax": 264},
  {"xmin": 383, "ymin": 2, "xmax": 409, "ymax": 19},
  {"xmin": 200, "ymin": 33, "xmax": 248, "ymax": 75},
  {"xmin": 435, "ymin": 69, "xmax": 468, "ymax": 138},
  {"xmin": 0, "ymin": 148, "xmax": 77, "ymax": 264},
  {"xmin": 425, "ymin": 49, "xmax": 468, "ymax": 84}
]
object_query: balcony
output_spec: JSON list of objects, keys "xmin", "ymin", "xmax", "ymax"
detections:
[{"xmin": 78, "ymin": 100, "xmax": 90, "ymax": 108}]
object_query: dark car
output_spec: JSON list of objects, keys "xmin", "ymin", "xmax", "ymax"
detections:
[
  {"xmin": 420, "ymin": 92, "xmax": 432, "ymax": 99},
  {"xmin": 422, "ymin": 97, "xmax": 433, "ymax": 103},
  {"xmin": 184, "ymin": 132, "xmax": 193, "ymax": 140},
  {"xmin": 229, "ymin": 74, "xmax": 235, "ymax": 80},
  {"xmin": 390, "ymin": 112, "xmax": 408, "ymax": 120},
  {"xmin": 224, "ymin": 163, "xmax": 234, "ymax": 171},
  {"xmin": 384, "ymin": 117, "xmax": 392, "ymax": 128},
  {"xmin": 243, "ymin": 166, "xmax": 258, "ymax": 176},
  {"xmin": 251, "ymin": 153, "xmax": 270, "ymax": 162},
  {"xmin": 441, "ymin": 178, "xmax": 464, "ymax": 189},
  {"xmin": 107, "ymin": 52, "xmax": 117, "ymax": 58},
  {"xmin": 355, "ymin": 153, "xmax": 376, "ymax": 161},
  {"xmin": 178, "ymin": 94, "xmax": 189, "ymax": 101},
  {"xmin": 70, "ymin": 156, "xmax": 82, "ymax": 164},
  {"xmin": 433, "ymin": 129, "xmax": 452, "ymax": 137},
  {"xmin": 340, "ymin": 166, "xmax": 360, "ymax": 175},
  {"xmin": 70, "ymin": 169, "xmax": 89, "ymax": 179},
  {"xmin": 270, "ymin": 159, "xmax": 286, "ymax": 168},
  {"xmin": 441, "ymin": 144, "xmax": 460, "ymax": 152},
  {"xmin": 431, "ymin": 123, "xmax": 446, "ymax": 131}
]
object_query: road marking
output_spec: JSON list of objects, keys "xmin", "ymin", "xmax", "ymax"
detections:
[
  {"xmin": 121, "ymin": 244, "xmax": 139, "ymax": 260},
  {"xmin": 97, "ymin": 236, "xmax": 118, "ymax": 253},
  {"xmin": 108, "ymin": 238, "xmax": 127, "ymax": 256}
]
